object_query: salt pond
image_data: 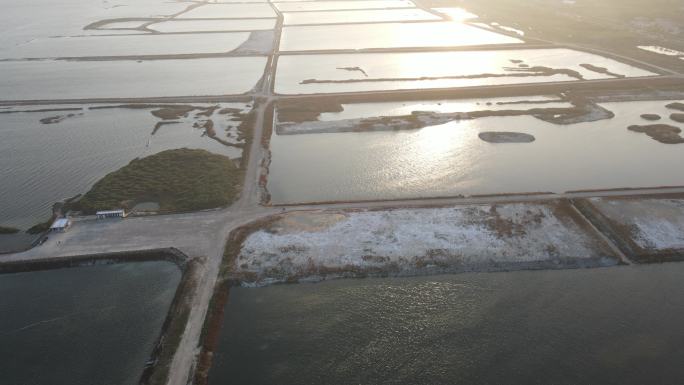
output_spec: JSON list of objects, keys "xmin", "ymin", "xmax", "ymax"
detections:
[
  {"xmin": 1, "ymin": 32, "xmax": 251, "ymax": 59},
  {"xmin": 273, "ymin": 0, "xmax": 414, "ymax": 12},
  {"xmin": 267, "ymin": 100, "xmax": 684, "ymax": 203},
  {"xmin": 0, "ymin": 57, "xmax": 266, "ymax": 101},
  {"xmin": 0, "ymin": 0, "xmax": 190, "ymax": 51},
  {"xmin": 274, "ymin": 48, "xmax": 656, "ymax": 94},
  {"xmin": 0, "ymin": 261, "xmax": 181, "ymax": 385},
  {"xmin": 0, "ymin": 103, "xmax": 250, "ymax": 229},
  {"xmin": 279, "ymin": 21, "xmax": 522, "ymax": 51},
  {"xmin": 208, "ymin": 264, "xmax": 684, "ymax": 385},
  {"xmin": 178, "ymin": 3, "xmax": 276, "ymax": 19},
  {"xmin": 148, "ymin": 19, "xmax": 276, "ymax": 33},
  {"xmin": 282, "ymin": 8, "xmax": 440, "ymax": 25}
]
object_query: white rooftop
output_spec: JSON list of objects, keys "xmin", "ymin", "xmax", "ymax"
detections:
[
  {"xmin": 96, "ymin": 210, "xmax": 125, "ymax": 215},
  {"xmin": 50, "ymin": 218, "xmax": 70, "ymax": 229}
]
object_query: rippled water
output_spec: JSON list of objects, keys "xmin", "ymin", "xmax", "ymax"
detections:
[
  {"xmin": 0, "ymin": 261, "xmax": 181, "ymax": 385},
  {"xmin": 274, "ymin": 48, "xmax": 655, "ymax": 94},
  {"xmin": 274, "ymin": 0, "xmax": 415, "ymax": 12},
  {"xmin": 0, "ymin": 104, "xmax": 246, "ymax": 229},
  {"xmin": 279, "ymin": 21, "xmax": 522, "ymax": 51},
  {"xmin": 0, "ymin": 57, "xmax": 266, "ymax": 101},
  {"xmin": 282, "ymin": 9, "xmax": 440, "ymax": 25},
  {"xmin": 209, "ymin": 264, "xmax": 684, "ymax": 385},
  {"xmin": 267, "ymin": 100, "xmax": 684, "ymax": 204}
]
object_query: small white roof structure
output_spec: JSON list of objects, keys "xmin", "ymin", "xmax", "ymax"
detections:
[
  {"xmin": 96, "ymin": 210, "xmax": 125, "ymax": 216},
  {"xmin": 50, "ymin": 218, "xmax": 70, "ymax": 230}
]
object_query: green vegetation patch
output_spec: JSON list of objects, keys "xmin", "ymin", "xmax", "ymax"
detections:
[
  {"xmin": 75, "ymin": 149, "xmax": 240, "ymax": 214},
  {"xmin": 0, "ymin": 226, "xmax": 21, "ymax": 234}
]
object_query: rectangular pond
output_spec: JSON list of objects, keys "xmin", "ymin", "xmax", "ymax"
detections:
[
  {"xmin": 282, "ymin": 9, "xmax": 441, "ymax": 25},
  {"xmin": 1, "ymin": 32, "xmax": 252, "ymax": 59},
  {"xmin": 207, "ymin": 263, "xmax": 684, "ymax": 385},
  {"xmin": 266, "ymin": 99, "xmax": 684, "ymax": 204},
  {"xmin": 279, "ymin": 21, "xmax": 522, "ymax": 51},
  {"xmin": 0, "ymin": 260, "xmax": 181, "ymax": 385},
  {"xmin": 0, "ymin": 103, "xmax": 250, "ymax": 230},
  {"xmin": 274, "ymin": 0, "xmax": 415, "ymax": 12},
  {"xmin": 274, "ymin": 48, "xmax": 656, "ymax": 94},
  {"xmin": 178, "ymin": 3, "xmax": 276, "ymax": 18},
  {"xmin": 0, "ymin": 0, "xmax": 189, "ymax": 52},
  {"xmin": 0, "ymin": 57, "xmax": 266, "ymax": 101},
  {"xmin": 147, "ymin": 19, "xmax": 276, "ymax": 33}
]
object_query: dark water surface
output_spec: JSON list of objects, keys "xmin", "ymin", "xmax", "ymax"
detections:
[
  {"xmin": 209, "ymin": 264, "xmax": 684, "ymax": 385},
  {"xmin": 0, "ymin": 261, "xmax": 181, "ymax": 385}
]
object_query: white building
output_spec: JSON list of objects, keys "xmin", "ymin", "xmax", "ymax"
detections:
[
  {"xmin": 49, "ymin": 218, "xmax": 72, "ymax": 233},
  {"xmin": 96, "ymin": 209, "xmax": 127, "ymax": 219}
]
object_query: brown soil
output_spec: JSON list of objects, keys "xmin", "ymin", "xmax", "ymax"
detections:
[
  {"xmin": 300, "ymin": 65, "xmax": 585, "ymax": 85},
  {"xmin": 151, "ymin": 121, "xmax": 179, "ymax": 135},
  {"xmin": 479, "ymin": 131, "xmax": 536, "ymax": 143},
  {"xmin": 670, "ymin": 113, "xmax": 684, "ymax": 123},
  {"xmin": 336, "ymin": 66, "xmax": 368, "ymax": 77},
  {"xmin": 665, "ymin": 102, "xmax": 684, "ymax": 112},
  {"xmin": 39, "ymin": 113, "xmax": 79, "ymax": 124},
  {"xmin": 579, "ymin": 63, "xmax": 626, "ymax": 78},
  {"xmin": 640, "ymin": 113, "xmax": 662, "ymax": 121},
  {"xmin": 276, "ymin": 98, "xmax": 343, "ymax": 122},
  {"xmin": 0, "ymin": 226, "xmax": 20, "ymax": 234},
  {"xmin": 151, "ymin": 106, "xmax": 198, "ymax": 120},
  {"xmin": 218, "ymin": 107, "xmax": 243, "ymax": 115},
  {"xmin": 627, "ymin": 124, "xmax": 684, "ymax": 144}
]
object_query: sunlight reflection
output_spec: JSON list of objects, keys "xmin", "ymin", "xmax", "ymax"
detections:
[{"xmin": 431, "ymin": 7, "xmax": 479, "ymax": 22}]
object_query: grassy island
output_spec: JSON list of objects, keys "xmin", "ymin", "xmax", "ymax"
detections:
[{"xmin": 74, "ymin": 149, "xmax": 241, "ymax": 214}]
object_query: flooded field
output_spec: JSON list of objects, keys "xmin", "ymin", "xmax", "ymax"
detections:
[
  {"xmin": 267, "ymin": 100, "xmax": 683, "ymax": 204},
  {"xmin": 147, "ymin": 19, "xmax": 276, "ymax": 33},
  {"xmin": 273, "ymin": 0, "xmax": 415, "ymax": 12},
  {"xmin": 0, "ymin": 57, "xmax": 266, "ymax": 101},
  {"xmin": 279, "ymin": 21, "xmax": 522, "ymax": 51},
  {"xmin": 3, "ymin": 32, "xmax": 252, "ymax": 58},
  {"xmin": 208, "ymin": 264, "xmax": 684, "ymax": 385},
  {"xmin": 177, "ymin": 3, "xmax": 276, "ymax": 18},
  {"xmin": 274, "ymin": 49, "xmax": 656, "ymax": 94},
  {"xmin": 0, "ymin": 0, "xmax": 189, "ymax": 51},
  {"xmin": 282, "ymin": 9, "xmax": 440, "ymax": 25},
  {"xmin": 0, "ymin": 261, "xmax": 181, "ymax": 385},
  {"xmin": 0, "ymin": 103, "xmax": 250, "ymax": 230}
]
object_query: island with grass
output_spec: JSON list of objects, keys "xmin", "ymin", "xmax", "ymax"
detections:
[{"xmin": 72, "ymin": 149, "xmax": 241, "ymax": 214}]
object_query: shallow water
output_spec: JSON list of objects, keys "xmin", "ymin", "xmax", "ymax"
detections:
[
  {"xmin": 431, "ymin": 7, "xmax": 478, "ymax": 21},
  {"xmin": 0, "ymin": 261, "xmax": 181, "ymax": 385},
  {"xmin": 0, "ymin": 0, "xmax": 189, "ymax": 51},
  {"xmin": 208, "ymin": 263, "xmax": 684, "ymax": 385},
  {"xmin": 274, "ymin": 0, "xmax": 415, "ymax": 12},
  {"xmin": 178, "ymin": 3, "xmax": 276, "ymax": 18},
  {"xmin": 0, "ymin": 57, "xmax": 266, "ymax": 101},
  {"xmin": 0, "ymin": 103, "xmax": 248, "ymax": 229},
  {"xmin": 279, "ymin": 21, "xmax": 522, "ymax": 51},
  {"xmin": 148, "ymin": 19, "xmax": 276, "ymax": 33},
  {"xmin": 274, "ymin": 48, "xmax": 655, "ymax": 94},
  {"xmin": 314, "ymin": 95, "xmax": 569, "ymax": 121},
  {"xmin": 2, "ymin": 32, "xmax": 251, "ymax": 59},
  {"xmin": 282, "ymin": 8, "xmax": 440, "ymax": 25},
  {"xmin": 267, "ymin": 100, "xmax": 684, "ymax": 204}
]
